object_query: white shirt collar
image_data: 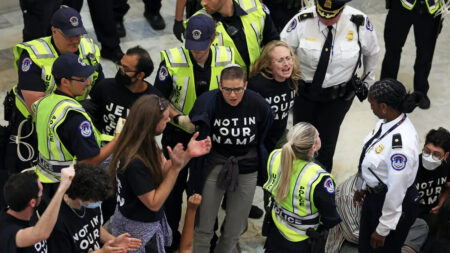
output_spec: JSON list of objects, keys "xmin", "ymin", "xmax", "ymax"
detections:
[{"xmin": 381, "ymin": 113, "xmax": 406, "ymax": 131}]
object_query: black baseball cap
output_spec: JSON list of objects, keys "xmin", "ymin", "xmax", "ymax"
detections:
[
  {"xmin": 185, "ymin": 14, "xmax": 215, "ymax": 51},
  {"xmin": 51, "ymin": 6, "xmax": 87, "ymax": 37},
  {"xmin": 316, "ymin": 0, "xmax": 351, "ymax": 19},
  {"xmin": 52, "ymin": 53, "xmax": 96, "ymax": 80}
]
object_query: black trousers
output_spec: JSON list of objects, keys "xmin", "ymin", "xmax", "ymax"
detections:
[
  {"xmin": 293, "ymin": 93, "xmax": 353, "ymax": 172},
  {"xmin": 160, "ymin": 125, "xmax": 192, "ymax": 250},
  {"xmin": 380, "ymin": 0, "xmax": 442, "ymax": 95},
  {"xmin": 64, "ymin": 0, "xmax": 120, "ymax": 52},
  {"xmin": 114, "ymin": 0, "xmax": 162, "ymax": 22},
  {"xmin": 359, "ymin": 185, "xmax": 420, "ymax": 253},
  {"xmin": 19, "ymin": 0, "xmax": 62, "ymax": 41},
  {"xmin": 264, "ymin": 223, "xmax": 310, "ymax": 253}
]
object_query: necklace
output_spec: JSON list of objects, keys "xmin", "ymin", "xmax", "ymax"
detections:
[{"xmin": 64, "ymin": 196, "xmax": 86, "ymax": 218}]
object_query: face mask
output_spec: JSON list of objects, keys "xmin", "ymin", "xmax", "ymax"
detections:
[
  {"xmin": 422, "ymin": 153, "xmax": 442, "ymax": 171},
  {"xmin": 115, "ymin": 69, "xmax": 136, "ymax": 86},
  {"xmin": 80, "ymin": 201, "xmax": 102, "ymax": 209}
]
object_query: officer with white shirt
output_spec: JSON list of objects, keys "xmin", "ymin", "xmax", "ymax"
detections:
[
  {"xmin": 280, "ymin": 0, "xmax": 379, "ymax": 172},
  {"xmin": 354, "ymin": 78, "xmax": 421, "ymax": 252}
]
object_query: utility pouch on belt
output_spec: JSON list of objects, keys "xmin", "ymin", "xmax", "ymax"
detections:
[{"xmin": 3, "ymin": 88, "xmax": 15, "ymax": 122}]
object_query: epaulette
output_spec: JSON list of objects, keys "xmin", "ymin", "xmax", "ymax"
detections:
[
  {"xmin": 350, "ymin": 14, "xmax": 365, "ymax": 27},
  {"xmin": 298, "ymin": 12, "xmax": 314, "ymax": 21},
  {"xmin": 392, "ymin": 133, "xmax": 403, "ymax": 149}
]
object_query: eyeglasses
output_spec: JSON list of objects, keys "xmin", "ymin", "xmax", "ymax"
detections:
[
  {"xmin": 221, "ymin": 87, "xmax": 245, "ymax": 94},
  {"xmin": 118, "ymin": 64, "xmax": 138, "ymax": 73},
  {"xmin": 272, "ymin": 56, "xmax": 293, "ymax": 64},
  {"xmin": 423, "ymin": 147, "xmax": 444, "ymax": 161},
  {"xmin": 68, "ymin": 77, "xmax": 89, "ymax": 83}
]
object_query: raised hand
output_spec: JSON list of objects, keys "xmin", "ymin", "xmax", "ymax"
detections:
[
  {"xmin": 187, "ymin": 132, "xmax": 212, "ymax": 158},
  {"xmin": 59, "ymin": 165, "xmax": 75, "ymax": 192},
  {"xmin": 167, "ymin": 143, "xmax": 187, "ymax": 170},
  {"xmin": 187, "ymin": 194, "xmax": 202, "ymax": 210}
]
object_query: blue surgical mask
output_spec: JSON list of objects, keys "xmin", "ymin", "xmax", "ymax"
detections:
[{"xmin": 80, "ymin": 201, "xmax": 102, "ymax": 209}]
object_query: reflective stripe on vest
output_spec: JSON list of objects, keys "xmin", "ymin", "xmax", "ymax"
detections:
[
  {"xmin": 13, "ymin": 36, "xmax": 101, "ymax": 117},
  {"xmin": 160, "ymin": 46, "xmax": 233, "ymax": 116},
  {"xmin": 192, "ymin": 0, "xmax": 265, "ymax": 72},
  {"xmin": 34, "ymin": 94, "xmax": 101, "ymax": 182},
  {"xmin": 401, "ymin": 0, "xmax": 440, "ymax": 14},
  {"xmin": 264, "ymin": 149, "xmax": 332, "ymax": 242}
]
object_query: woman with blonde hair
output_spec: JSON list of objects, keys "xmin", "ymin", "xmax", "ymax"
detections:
[{"xmin": 263, "ymin": 122, "xmax": 341, "ymax": 252}]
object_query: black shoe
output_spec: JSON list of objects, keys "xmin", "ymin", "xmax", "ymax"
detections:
[
  {"xmin": 116, "ymin": 21, "xmax": 126, "ymax": 38},
  {"xmin": 418, "ymin": 95, "xmax": 431, "ymax": 109},
  {"xmin": 248, "ymin": 205, "xmax": 264, "ymax": 219},
  {"xmin": 101, "ymin": 47, "xmax": 124, "ymax": 64},
  {"xmin": 144, "ymin": 11, "xmax": 166, "ymax": 30}
]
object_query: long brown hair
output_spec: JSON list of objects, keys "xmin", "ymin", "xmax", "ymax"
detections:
[
  {"xmin": 250, "ymin": 40, "xmax": 301, "ymax": 92},
  {"xmin": 108, "ymin": 94, "xmax": 169, "ymax": 187},
  {"xmin": 276, "ymin": 122, "xmax": 317, "ymax": 202}
]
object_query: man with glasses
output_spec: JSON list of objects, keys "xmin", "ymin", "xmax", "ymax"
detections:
[
  {"xmin": 90, "ymin": 46, "xmax": 162, "ymax": 137},
  {"xmin": 402, "ymin": 127, "xmax": 450, "ymax": 253},
  {"xmin": 154, "ymin": 13, "xmax": 234, "ymax": 251},
  {"xmin": 4, "ymin": 6, "xmax": 104, "ymax": 175},
  {"xmin": 33, "ymin": 53, "xmax": 117, "ymax": 189},
  {"xmin": 189, "ymin": 65, "xmax": 273, "ymax": 252}
]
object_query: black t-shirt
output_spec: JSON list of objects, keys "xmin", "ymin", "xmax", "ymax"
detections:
[
  {"xmin": 116, "ymin": 158, "xmax": 163, "ymax": 222},
  {"xmin": 154, "ymin": 50, "xmax": 212, "ymax": 100},
  {"xmin": 90, "ymin": 78, "xmax": 162, "ymax": 136},
  {"xmin": 211, "ymin": 91, "xmax": 267, "ymax": 158},
  {"xmin": 48, "ymin": 201, "xmax": 102, "ymax": 253},
  {"xmin": 55, "ymin": 91, "xmax": 100, "ymax": 161},
  {"xmin": 0, "ymin": 211, "xmax": 48, "ymax": 253},
  {"xmin": 248, "ymin": 73, "xmax": 295, "ymax": 151},
  {"xmin": 415, "ymin": 155, "xmax": 450, "ymax": 218}
]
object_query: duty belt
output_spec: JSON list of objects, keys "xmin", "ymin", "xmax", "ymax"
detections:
[
  {"xmin": 366, "ymin": 183, "xmax": 387, "ymax": 194},
  {"xmin": 273, "ymin": 202, "xmax": 320, "ymax": 225},
  {"xmin": 38, "ymin": 153, "xmax": 72, "ymax": 175}
]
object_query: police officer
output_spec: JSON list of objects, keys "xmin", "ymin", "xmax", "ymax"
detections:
[
  {"xmin": 263, "ymin": 122, "xmax": 341, "ymax": 252},
  {"xmin": 281, "ymin": 0, "xmax": 379, "ymax": 172},
  {"xmin": 33, "ymin": 53, "xmax": 116, "ymax": 186},
  {"xmin": 354, "ymin": 78, "xmax": 420, "ymax": 252},
  {"xmin": 263, "ymin": 0, "xmax": 304, "ymax": 32},
  {"xmin": 380, "ymin": 0, "xmax": 443, "ymax": 109},
  {"xmin": 4, "ymin": 6, "xmax": 104, "ymax": 174},
  {"xmin": 154, "ymin": 13, "xmax": 234, "ymax": 251},
  {"xmin": 193, "ymin": 0, "xmax": 280, "ymax": 74},
  {"xmin": 19, "ymin": 0, "xmax": 61, "ymax": 41}
]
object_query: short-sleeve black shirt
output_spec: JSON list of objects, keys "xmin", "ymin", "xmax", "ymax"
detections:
[
  {"xmin": 0, "ymin": 211, "xmax": 47, "ymax": 253},
  {"xmin": 248, "ymin": 73, "xmax": 295, "ymax": 151},
  {"xmin": 47, "ymin": 202, "xmax": 102, "ymax": 253},
  {"xmin": 90, "ymin": 78, "xmax": 162, "ymax": 136},
  {"xmin": 116, "ymin": 158, "xmax": 163, "ymax": 222}
]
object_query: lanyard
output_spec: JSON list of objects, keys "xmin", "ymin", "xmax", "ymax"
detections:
[{"xmin": 366, "ymin": 114, "xmax": 407, "ymax": 153}]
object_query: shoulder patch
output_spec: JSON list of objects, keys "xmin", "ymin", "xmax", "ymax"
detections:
[
  {"xmin": 323, "ymin": 177, "xmax": 335, "ymax": 194},
  {"xmin": 261, "ymin": 3, "xmax": 270, "ymax": 14},
  {"xmin": 392, "ymin": 133, "xmax": 402, "ymax": 149},
  {"xmin": 159, "ymin": 65, "xmax": 169, "ymax": 81},
  {"xmin": 21, "ymin": 57, "xmax": 33, "ymax": 72},
  {"xmin": 79, "ymin": 120, "xmax": 92, "ymax": 138},
  {"xmin": 286, "ymin": 19, "xmax": 297, "ymax": 33},
  {"xmin": 391, "ymin": 153, "xmax": 407, "ymax": 171},
  {"xmin": 365, "ymin": 17, "xmax": 373, "ymax": 31},
  {"xmin": 298, "ymin": 12, "xmax": 314, "ymax": 21}
]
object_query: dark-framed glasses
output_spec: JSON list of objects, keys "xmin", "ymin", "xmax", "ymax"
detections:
[
  {"xmin": 68, "ymin": 77, "xmax": 89, "ymax": 83},
  {"xmin": 221, "ymin": 87, "xmax": 245, "ymax": 94}
]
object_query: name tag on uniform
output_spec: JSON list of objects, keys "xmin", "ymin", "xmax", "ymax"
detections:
[
  {"xmin": 347, "ymin": 30, "xmax": 354, "ymax": 41},
  {"xmin": 305, "ymin": 37, "xmax": 317, "ymax": 41}
]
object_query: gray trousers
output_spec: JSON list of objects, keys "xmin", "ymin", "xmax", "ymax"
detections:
[
  {"xmin": 404, "ymin": 218, "xmax": 429, "ymax": 252},
  {"xmin": 194, "ymin": 164, "xmax": 257, "ymax": 253}
]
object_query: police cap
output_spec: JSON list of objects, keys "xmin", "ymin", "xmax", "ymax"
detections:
[{"xmin": 316, "ymin": 0, "xmax": 351, "ymax": 20}]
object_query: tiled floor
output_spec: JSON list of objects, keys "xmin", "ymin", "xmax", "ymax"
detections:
[{"xmin": 0, "ymin": 0, "xmax": 449, "ymax": 252}]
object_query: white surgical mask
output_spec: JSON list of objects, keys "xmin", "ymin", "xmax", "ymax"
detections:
[{"xmin": 422, "ymin": 153, "xmax": 442, "ymax": 171}]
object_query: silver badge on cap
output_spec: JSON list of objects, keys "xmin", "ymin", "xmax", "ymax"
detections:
[
  {"xmin": 70, "ymin": 16, "xmax": 79, "ymax": 27},
  {"xmin": 192, "ymin": 30, "xmax": 202, "ymax": 40},
  {"xmin": 78, "ymin": 58, "xmax": 86, "ymax": 66}
]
